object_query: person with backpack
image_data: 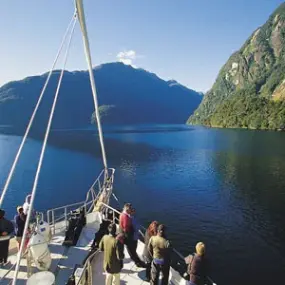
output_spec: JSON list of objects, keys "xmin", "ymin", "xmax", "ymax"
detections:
[{"xmin": 185, "ymin": 242, "xmax": 208, "ymax": 285}]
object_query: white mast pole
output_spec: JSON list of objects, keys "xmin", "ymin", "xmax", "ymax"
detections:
[{"xmin": 75, "ymin": 0, "xmax": 108, "ymax": 171}]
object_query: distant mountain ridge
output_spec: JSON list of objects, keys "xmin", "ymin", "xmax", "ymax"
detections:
[
  {"xmin": 0, "ymin": 62, "xmax": 202, "ymax": 133},
  {"xmin": 188, "ymin": 3, "xmax": 285, "ymax": 130}
]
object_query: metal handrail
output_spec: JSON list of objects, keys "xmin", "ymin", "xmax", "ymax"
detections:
[
  {"xmin": 0, "ymin": 262, "xmax": 16, "ymax": 282},
  {"xmin": 47, "ymin": 200, "xmax": 95, "ymax": 235},
  {"xmin": 0, "ymin": 247, "xmax": 30, "ymax": 283},
  {"xmin": 100, "ymin": 202, "xmax": 187, "ymax": 259},
  {"xmin": 47, "ymin": 200, "xmax": 85, "ymax": 213},
  {"xmin": 99, "ymin": 202, "xmax": 217, "ymax": 285},
  {"xmin": 77, "ymin": 249, "xmax": 100, "ymax": 284},
  {"xmin": 46, "ymin": 167, "xmax": 115, "ymax": 234}
]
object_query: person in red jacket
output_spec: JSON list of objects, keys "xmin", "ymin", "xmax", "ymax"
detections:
[
  {"xmin": 119, "ymin": 203, "xmax": 133, "ymax": 236},
  {"xmin": 119, "ymin": 203, "xmax": 145, "ymax": 268}
]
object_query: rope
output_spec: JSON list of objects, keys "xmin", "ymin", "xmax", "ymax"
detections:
[
  {"xmin": 75, "ymin": 0, "xmax": 108, "ymax": 170},
  {"xmin": 12, "ymin": 15, "xmax": 77, "ymax": 285},
  {"xmin": 0, "ymin": 14, "xmax": 76, "ymax": 208}
]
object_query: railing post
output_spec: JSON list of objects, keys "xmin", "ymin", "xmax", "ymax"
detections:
[
  {"xmin": 88, "ymin": 261, "xmax": 92, "ymax": 285},
  {"xmin": 27, "ymin": 249, "xmax": 33, "ymax": 277},
  {"xmin": 47, "ymin": 210, "xmax": 50, "ymax": 225},
  {"xmin": 52, "ymin": 210, "xmax": 55, "ymax": 235},
  {"xmin": 86, "ymin": 190, "xmax": 90, "ymax": 203},
  {"xmin": 64, "ymin": 207, "xmax": 67, "ymax": 229},
  {"xmin": 91, "ymin": 189, "xmax": 95, "ymax": 204}
]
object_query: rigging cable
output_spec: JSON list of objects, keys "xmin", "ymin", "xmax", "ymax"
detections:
[
  {"xmin": 0, "ymin": 14, "xmax": 77, "ymax": 208},
  {"xmin": 12, "ymin": 14, "xmax": 77, "ymax": 285},
  {"xmin": 75, "ymin": 0, "xmax": 108, "ymax": 171}
]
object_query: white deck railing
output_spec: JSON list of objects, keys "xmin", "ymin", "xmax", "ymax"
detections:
[
  {"xmin": 44, "ymin": 168, "xmax": 216, "ymax": 285},
  {"xmin": 98, "ymin": 202, "xmax": 217, "ymax": 285},
  {"xmin": 46, "ymin": 168, "xmax": 115, "ymax": 234}
]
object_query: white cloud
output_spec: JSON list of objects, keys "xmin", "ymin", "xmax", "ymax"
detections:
[
  {"xmin": 116, "ymin": 50, "xmax": 141, "ymax": 67},
  {"xmin": 117, "ymin": 50, "xmax": 136, "ymax": 60},
  {"xmin": 119, "ymin": 58, "xmax": 133, "ymax": 65}
]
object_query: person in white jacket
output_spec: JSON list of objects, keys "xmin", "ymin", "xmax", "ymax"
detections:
[{"xmin": 23, "ymin": 194, "xmax": 32, "ymax": 216}]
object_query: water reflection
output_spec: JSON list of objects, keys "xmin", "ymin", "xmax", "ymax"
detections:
[
  {"xmin": 1, "ymin": 126, "xmax": 285, "ymax": 285},
  {"xmin": 212, "ymin": 144, "xmax": 285, "ymax": 284}
]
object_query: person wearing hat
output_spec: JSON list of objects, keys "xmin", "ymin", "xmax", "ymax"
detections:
[
  {"xmin": 185, "ymin": 242, "xmax": 208, "ymax": 285},
  {"xmin": 14, "ymin": 206, "xmax": 27, "ymax": 250},
  {"xmin": 0, "ymin": 209, "xmax": 14, "ymax": 265},
  {"xmin": 148, "ymin": 224, "xmax": 172, "ymax": 285},
  {"xmin": 23, "ymin": 194, "xmax": 31, "ymax": 216}
]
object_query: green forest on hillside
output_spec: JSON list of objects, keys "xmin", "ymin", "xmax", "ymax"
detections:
[
  {"xmin": 188, "ymin": 3, "xmax": 285, "ymax": 131},
  {"xmin": 209, "ymin": 93, "xmax": 285, "ymax": 130}
]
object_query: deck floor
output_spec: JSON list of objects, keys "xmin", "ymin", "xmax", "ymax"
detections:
[
  {"xmin": 92, "ymin": 239, "xmax": 188, "ymax": 285},
  {"xmin": 0, "ymin": 213, "xmax": 187, "ymax": 285},
  {"xmin": 92, "ymin": 240, "xmax": 149, "ymax": 285},
  {"xmin": 0, "ymin": 218, "xmax": 100, "ymax": 285}
]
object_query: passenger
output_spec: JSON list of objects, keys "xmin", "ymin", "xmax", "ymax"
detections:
[
  {"xmin": 14, "ymin": 206, "xmax": 27, "ymax": 250},
  {"xmin": 119, "ymin": 203, "xmax": 145, "ymax": 267},
  {"xmin": 130, "ymin": 207, "xmax": 146, "ymax": 267},
  {"xmin": 185, "ymin": 242, "xmax": 208, "ymax": 285},
  {"xmin": 143, "ymin": 221, "xmax": 158, "ymax": 282},
  {"xmin": 148, "ymin": 224, "xmax": 172, "ymax": 285},
  {"xmin": 23, "ymin": 194, "xmax": 32, "ymax": 216},
  {"xmin": 119, "ymin": 203, "xmax": 132, "ymax": 234},
  {"xmin": 99, "ymin": 223, "xmax": 124, "ymax": 285},
  {"xmin": 116, "ymin": 232, "xmax": 125, "ymax": 271},
  {"xmin": 130, "ymin": 208, "xmax": 140, "ymax": 245},
  {"xmin": 0, "ymin": 209, "xmax": 14, "ymax": 266}
]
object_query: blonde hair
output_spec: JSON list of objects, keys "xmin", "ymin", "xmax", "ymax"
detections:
[
  {"xmin": 196, "ymin": 242, "xmax": 205, "ymax": 256},
  {"xmin": 17, "ymin": 206, "xmax": 23, "ymax": 213}
]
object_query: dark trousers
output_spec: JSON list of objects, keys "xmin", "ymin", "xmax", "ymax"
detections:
[
  {"xmin": 146, "ymin": 262, "xmax": 151, "ymax": 280},
  {"xmin": 0, "ymin": 240, "xmax": 10, "ymax": 263},
  {"xmin": 126, "ymin": 239, "xmax": 142, "ymax": 265},
  {"xmin": 150, "ymin": 261, "xmax": 170, "ymax": 285}
]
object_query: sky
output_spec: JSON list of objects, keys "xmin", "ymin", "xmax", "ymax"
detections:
[{"xmin": 0, "ymin": 0, "xmax": 284, "ymax": 92}]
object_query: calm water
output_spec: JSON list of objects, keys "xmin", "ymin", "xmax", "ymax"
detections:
[{"xmin": 1, "ymin": 125, "xmax": 285, "ymax": 285}]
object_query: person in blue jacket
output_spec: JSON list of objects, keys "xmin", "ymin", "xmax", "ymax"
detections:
[{"xmin": 14, "ymin": 206, "xmax": 27, "ymax": 250}]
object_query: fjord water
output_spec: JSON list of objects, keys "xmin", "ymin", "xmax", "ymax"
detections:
[{"xmin": 1, "ymin": 125, "xmax": 285, "ymax": 285}]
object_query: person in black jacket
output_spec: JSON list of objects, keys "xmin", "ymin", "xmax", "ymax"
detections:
[
  {"xmin": 0, "ymin": 209, "xmax": 14, "ymax": 265},
  {"xmin": 185, "ymin": 242, "xmax": 208, "ymax": 285},
  {"xmin": 14, "ymin": 206, "xmax": 26, "ymax": 250}
]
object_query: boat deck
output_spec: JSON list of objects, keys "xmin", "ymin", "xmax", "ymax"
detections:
[
  {"xmin": 91, "ymin": 239, "xmax": 187, "ymax": 285},
  {"xmin": 0, "ymin": 210, "xmax": 189, "ymax": 285},
  {"xmin": 92, "ymin": 240, "xmax": 149, "ymax": 285},
  {"xmin": 0, "ymin": 217, "xmax": 100, "ymax": 285}
]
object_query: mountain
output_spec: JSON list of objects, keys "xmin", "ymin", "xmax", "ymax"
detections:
[
  {"xmin": 188, "ymin": 3, "xmax": 285, "ymax": 130},
  {"xmin": 0, "ymin": 62, "xmax": 201, "ymax": 133}
]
